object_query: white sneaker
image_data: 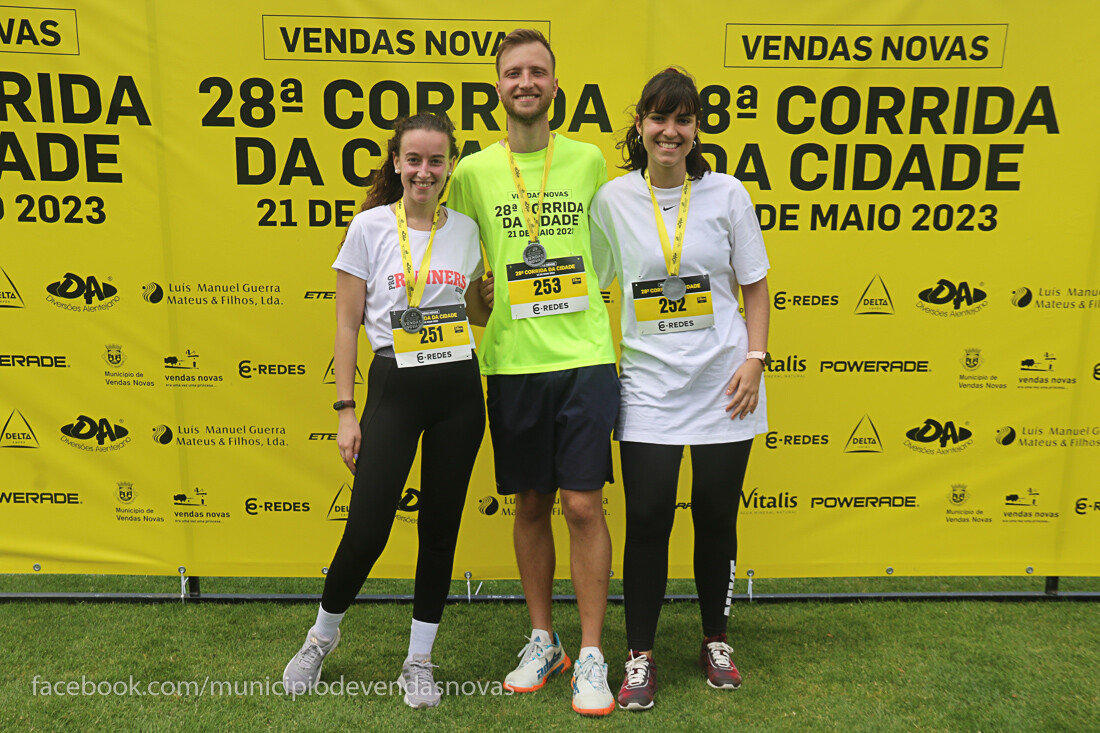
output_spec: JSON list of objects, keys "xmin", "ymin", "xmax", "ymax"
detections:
[
  {"xmin": 503, "ymin": 632, "xmax": 571, "ymax": 692},
  {"xmin": 397, "ymin": 655, "xmax": 441, "ymax": 708},
  {"xmin": 282, "ymin": 628, "xmax": 340, "ymax": 695},
  {"xmin": 571, "ymin": 652, "xmax": 615, "ymax": 717}
]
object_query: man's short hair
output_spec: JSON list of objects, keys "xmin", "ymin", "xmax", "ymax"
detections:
[{"xmin": 495, "ymin": 28, "xmax": 556, "ymax": 76}]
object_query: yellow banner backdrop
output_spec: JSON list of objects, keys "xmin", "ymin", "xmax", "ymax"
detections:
[{"xmin": 2, "ymin": 1, "xmax": 1098, "ymax": 580}]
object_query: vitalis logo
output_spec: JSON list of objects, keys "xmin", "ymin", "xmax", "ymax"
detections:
[
  {"xmin": 478, "ymin": 496, "xmax": 500, "ymax": 515},
  {"xmin": 46, "ymin": 273, "xmax": 120, "ymax": 311},
  {"xmin": 739, "ymin": 487, "xmax": 797, "ymax": 512},
  {"xmin": 0, "ymin": 268, "xmax": 26, "ymax": 308},
  {"xmin": 916, "ymin": 279, "xmax": 987, "ymax": 316},
  {"xmin": 904, "ymin": 418, "xmax": 972, "ymax": 454},
  {"xmin": 60, "ymin": 414, "xmax": 131, "ymax": 451},
  {"xmin": 762, "ymin": 354, "xmax": 806, "ymax": 377},
  {"xmin": 844, "ymin": 415, "xmax": 883, "ymax": 453},
  {"xmin": 322, "ymin": 358, "xmax": 365, "ymax": 384},
  {"xmin": 1, "ymin": 410, "xmax": 40, "ymax": 448},
  {"xmin": 854, "ymin": 275, "xmax": 894, "ymax": 315}
]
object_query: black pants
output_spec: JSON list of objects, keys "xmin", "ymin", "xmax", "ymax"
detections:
[
  {"xmin": 620, "ymin": 439, "xmax": 753, "ymax": 651},
  {"xmin": 321, "ymin": 354, "xmax": 485, "ymax": 623}
]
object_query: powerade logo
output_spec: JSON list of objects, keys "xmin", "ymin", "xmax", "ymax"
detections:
[
  {"xmin": 904, "ymin": 418, "xmax": 972, "ymax": 454},
  {"xmin": 1, "ymin": 410, "xmax": 39, "ymax": 448},
  {"xmin": 819, "ymin": 359, "xmax": 929, "ymax": 373},
  {"xmin": 810, "ymin": 495, "xmax": 917, "ymax": 509},
  {"xmin": 238, "ymin": 360, "xmax": 306, "ymax": 378},
  {"xmin": 60, "ymin": 414, "xmax": 131, "ymax": 451},
  {"xmin": 0, "ymin": 354, "xmax": 68, "ymax": 368},
  {"xmin": 245, "ymin": 498, "xmax": 311, "ymax": 515},
  {"xmin": 46, "ymin": 273, "xmax": 120, "ymax": 312},
  {"xmin": 916, "ymin": 279, "xmax": 987, "ymax": 316},
  {"xmin": 0, "ymin": 491, "xmax": 81, "ymax": 504}
]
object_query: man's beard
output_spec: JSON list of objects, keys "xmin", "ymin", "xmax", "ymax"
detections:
[{"xmin": 502, "ymin": 93, "xmax": 554, "ymax": 125}]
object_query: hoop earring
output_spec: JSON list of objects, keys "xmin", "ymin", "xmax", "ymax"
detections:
[{"xmin": 692, "ymin": 139, "xmax": 698, "ymax": 149}]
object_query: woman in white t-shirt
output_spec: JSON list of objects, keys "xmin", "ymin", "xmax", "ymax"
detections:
[
  {"xmin": 590, "ymin": 68, "xmax": 770, "ymax": 711},
  {"xmin": 283, "ymin": 112, "xmax": 489, "ymax": 709}
]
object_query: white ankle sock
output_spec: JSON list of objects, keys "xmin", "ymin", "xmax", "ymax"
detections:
[
  {"xmin": 407, "ymin": 618, "xmax": 439, "ymax": 661},
  {"xmin": 309, "ymin": 604, "xmax": 344, "ymax": 643}
]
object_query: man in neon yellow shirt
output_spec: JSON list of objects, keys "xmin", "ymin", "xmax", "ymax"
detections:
[{"xmin": 447, "ymin": 28, "xmax": 617, "ymax": 718}]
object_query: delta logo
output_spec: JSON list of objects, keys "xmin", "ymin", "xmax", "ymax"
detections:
[
  {"xmin": 844, "ymin": 415, "xmax": 883, "ymax": 453},
  {"xmin": 322, "ymin": 358, "xmax": 365, "ymax": 385},
  {"xmin": 45, "ymin": 272, "xmax": 120, "ymax": 312},
  {"xmin": 60, "ymin": 414, "xmax": 131, "ymax": 451},
  {"xmin": 854, "ymin": 275, "xmax": 894, "ymax": 315},
  {"xmin": 1, "ymin": 410, "xmax": 39, "ymax": 448},
  {"xmin": 327, "ymin": 483, "xmax": 352, "ymax": 521},
  {"xmin": 0, "ymin": 268, "xmax": 26, "ymax": 308},
  {"xmin": 915, "ymin": 278, "xmax": 987, "ymax": 316},
  {"xmin": 904, "ymin": 418, "xmax": 972, "ymax": 455}
]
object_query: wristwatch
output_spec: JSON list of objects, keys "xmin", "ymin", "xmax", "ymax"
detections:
[
  {"xmin": 333, "ymin": 400, "xmax": 356, "ymax": 411},
  {"xmin": 746, "ymin": 351, "xmax": 768, "ymax": 363}
]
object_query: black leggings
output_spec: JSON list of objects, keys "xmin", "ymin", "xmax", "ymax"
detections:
[
  {"xmin": 620, "ymin": 440, "xmax": 753, "ymax": 651},
  {"xmin": 321, "ymin": 354, "xmax": 485, "ymax": 623}
]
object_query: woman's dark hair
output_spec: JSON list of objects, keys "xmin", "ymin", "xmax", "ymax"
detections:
[
  {"xmin": 339, "ymin": 111, "xmax": 459, "ymax": 247},
  {"xmin": 617, "ymin": 67, "xmax": 710, "ymax": 181}
]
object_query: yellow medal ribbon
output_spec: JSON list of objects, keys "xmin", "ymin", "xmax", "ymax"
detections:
[
  {"xmin": 505, "ymin": 134, "xmax": 555, "ymax": 245},
  {"xmin": 644, "ymin": 168, "xmax": 691, "ymax": 278},
  {"xmin": 395, "ymin": 174, "xmax": 452, "ymax": 310}
]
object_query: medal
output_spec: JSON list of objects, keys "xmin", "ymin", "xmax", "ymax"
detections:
[
  {"xmin": 523, "ymin": 241, "xmax": 548, "ymax": 268},
  {"xmin": 399, "ymin": 307, "xmax": 424, "ymax": 333},
  {"xmin": 661, "ymin": 276, "xmax": 687, "ymax": 301}
]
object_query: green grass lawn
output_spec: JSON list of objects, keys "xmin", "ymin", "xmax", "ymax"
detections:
[{"xmin": 2, "ymin": 577, "xmax": 1098, "ymax": 732}]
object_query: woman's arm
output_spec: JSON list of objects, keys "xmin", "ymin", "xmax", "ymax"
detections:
[
  {"xmin": 334, "ymin": 269, "xmax": 367, "ymax": 473},
  {"xmin": 725, "ymin": 276, "xmax": 770, "ymax": 420}
]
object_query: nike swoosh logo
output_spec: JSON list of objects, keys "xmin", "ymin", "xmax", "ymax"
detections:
[{"xmin": 662, "ymin": 205, "xmax": 676, "ymax": 211}]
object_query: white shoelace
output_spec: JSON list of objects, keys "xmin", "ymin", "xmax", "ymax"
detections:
[
  {"xmin": 623, "ymin": 655, "xmax": 651, "ymax": 689},
  {"xmin": 516, "ymin": 635, "xmax": 548, "ymax": 665},
  {"xmin": 405, "ymin": 658, "xmax": 438, "ymax": 691},
  {"xmin": 296, "ymin": 637, "xmax": 325, "ymax": 669},
  {"xmin": 706, "ymin": 641, "xmax": 735, "ymax": 669},
  {"xmin": 576, "ymin": 655, "xmax": 609, "ymax": 692}
]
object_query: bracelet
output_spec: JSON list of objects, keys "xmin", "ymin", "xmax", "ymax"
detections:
[{"xmin": 746, "ymin": 351, "xmax": 768, "ymax": 362}]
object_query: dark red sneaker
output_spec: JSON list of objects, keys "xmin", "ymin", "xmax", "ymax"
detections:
[
  {"xmin": 699, "ymin": 634, "xmax": 742, "ymax": 689},
  {"xmin": 616, "ymin": 652, "xmax": 656, "ymax": 711}
]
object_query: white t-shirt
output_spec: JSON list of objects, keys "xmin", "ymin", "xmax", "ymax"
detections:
[
  {"xmin": 590, "ymin": 170, "xmax": 769, "ymax": 444},
  {"xmin": 333, "ymin": 204, "xmax": 484, "ymax": 353}
]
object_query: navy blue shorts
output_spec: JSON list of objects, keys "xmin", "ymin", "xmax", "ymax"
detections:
[{"xmin": 486, "ymin": 364, "xmax": 619, "ymax": 494}]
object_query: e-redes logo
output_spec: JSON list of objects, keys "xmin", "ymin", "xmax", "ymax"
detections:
[
  {"xmin": 916, "ymin": 279, "xmax": 987, "ymax": 316},
  {"xmin": 46, "ymin": 273, "xmax": 120, "ymax": 312},
  {"xmin": 60, "ymin": 414, "xmax": 131, "ymax": 452},
  {"xmin": 904, "ymin": 418, "xmax": 972, "ymax": 455},
  {"xmin": 0, "ymin": 268, "xmax": 26, "ymax": 308},
  {"xmin": 1, "ymin": 410, "xmax": 39, "ymax": 448}
]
